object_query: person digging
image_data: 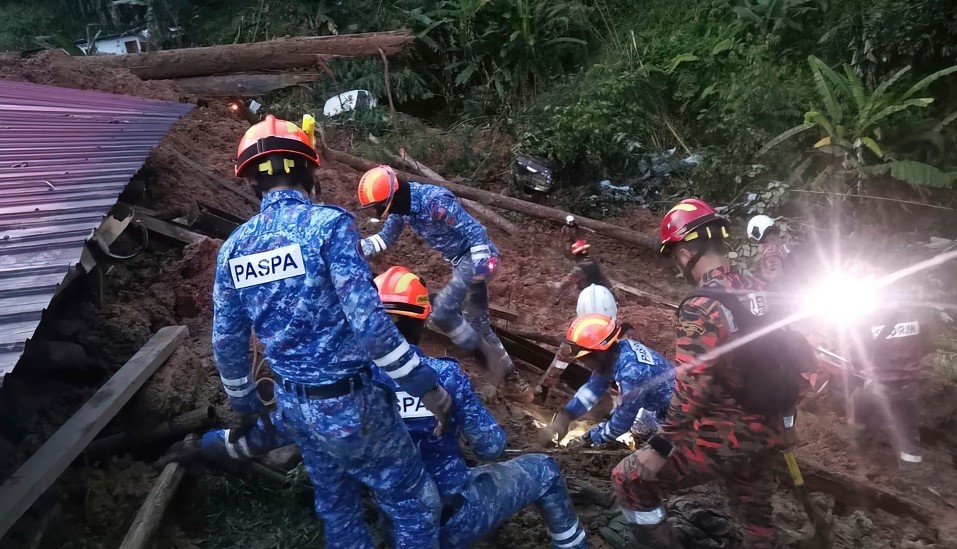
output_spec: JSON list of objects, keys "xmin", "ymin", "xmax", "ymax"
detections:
[
  {"xmin": 539, "ymin": 314, "xmax": 674, "ymax": 451},
  {"xmin": 356, "ymin": 165, "xmax": 521, "ymax": 392}
]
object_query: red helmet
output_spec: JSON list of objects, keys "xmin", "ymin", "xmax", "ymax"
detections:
[
  {"xmin": 659, "ymin": 198, "xmax": 729, "ymax": 255},
  {"xmin": 235, "ymin": 114, "xmax": 320, "ymax": 177},
  {"xmin": 571, "ymin": 239, "xmax": 591, "ymax": 256}
]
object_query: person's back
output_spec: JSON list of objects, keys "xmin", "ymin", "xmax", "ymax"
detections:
[
  {"xmin": 214, "ymin": 116, "xmax": 451, "ymax": 549},
  {"xmin": 665, "ymin": 265, "xmax": 780, "ymax": 444},
  {"xmin": 610, "ymin": 198, "xmax": 786, "ymax": 549}
]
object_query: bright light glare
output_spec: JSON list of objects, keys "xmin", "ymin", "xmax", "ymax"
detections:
[{"xmin": 802, "ymin": 272, "xmax": 879, "ymax": 322}]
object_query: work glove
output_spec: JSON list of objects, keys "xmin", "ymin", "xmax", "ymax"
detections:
[
  {"xmin": 472, "ymin": 254, "xmax": 498, "ymax": 281},
  {"xmin": 565, "ymin": 433, "xmax": 594, "ymax": 449},
  {"xmin": 538, "ymin": 410, "xmax": 573, "ymax": 446},
  {"xmin": 421, "ymin": 385, "xmax": 453, "ymax": 437},
  {"xmin": 226, "ymin": 409, "xmax": 270, "ymax": 445},
  {"xmin": 360, "ymin": 237, "xmax": 379, "ymax": 258}
]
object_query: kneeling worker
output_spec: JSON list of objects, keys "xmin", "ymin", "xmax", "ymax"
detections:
[
  {"xmin": 200, "ymin": 266, "xmax": 588, "ymax": 549},
  {"xmin": 539, "ymin": 314, "xmax": 675, "ymax": 448}
]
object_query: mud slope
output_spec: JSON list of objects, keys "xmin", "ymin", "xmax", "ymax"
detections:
[{"xmin": 0, "ymin": 50, "xmax": 953, "ymax": 549}]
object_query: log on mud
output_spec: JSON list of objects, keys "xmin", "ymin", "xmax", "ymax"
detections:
[
  {"xmin": 74, "ymin": 30, "xmax": 414, "ymax": 80},
  {"xmin": 168, "ymin": 72, "xmax": 322, "ymax": 97},
  {"xmin": 119, "ymin": 434, "xmax": 198, "ymax": 549},
  {"xmin": 323, "ymin": 147, "xmax": 659, "ymax": 251},
  {"xmin": 792, "ymin": 459, "xmax": 936, "ymax": 524},
  {"xmin": 83, "ymin": 406, "xmax": 216, "ymax": 460},
  {"xmin": 388, "ymin": 149, "xmax": 520, "ymax": 236}
]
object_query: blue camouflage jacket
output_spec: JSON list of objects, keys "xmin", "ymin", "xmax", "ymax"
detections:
[
  {"xmin": 362, "ymin": 182, "xmax": 498, "ymax": 262},
  {"xmin": 212, "ymin": 189, "xmax": 439, "ymax": 414},
  {"xmin": 564, "ymin": 339, "xmax": 675, "ymax": 445},
  {"xmin": 375, "ymin": 347, "xmax": 506, "ymax": 499}
]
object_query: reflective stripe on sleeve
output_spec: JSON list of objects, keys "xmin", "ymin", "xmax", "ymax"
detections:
[
  {"xmin": 369, "ymin": 234, "xmax": 388, "ymax": 253},
  {"xmin": 223, "ymin": 384, "xmax": 257, "ymax": 398},
  {"xmin": 374, "ymin": 340, "xmax": 411, "ymax": 367},
  {"xmin": 621, "ymin": 506, "xmax": 666, "ymax": 525},
  {"xmin": 384, "ymin": 353, "xmax": 421, "ymax": 380},
  {"xmin": 576, "ymin": 388, "xmax": 600, "ymax": 409},
  {"xmin": 221, "ymin": 374, "xmax": 250, "ymax": 386},
  {"xmin": 470, "ymin": 244, "xmax": 491, "ymax": 260},
  {"xmin": 550, "ymin": 521, "xmax": 585, "ymax": 548}
]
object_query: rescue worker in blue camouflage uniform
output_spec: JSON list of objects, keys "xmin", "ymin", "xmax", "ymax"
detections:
[
  {"xmin": 355, "ymin": 165, "xmax": 514, "ymax": 384},
  {"xmin": 539, "ymin": 314, "xmax": 675, "ymax": 449},
  {"xmin": 201, "ymin": 264, "xmax": 589, "ymax": 549},
  {"xmin": 214, "ymin": 115, "xmax": 450, "ymax": 549}
]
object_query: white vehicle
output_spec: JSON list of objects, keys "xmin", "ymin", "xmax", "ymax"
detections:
[{"xmin": 323, "ymin": 90, "xmax": 377, "ymax": 117}]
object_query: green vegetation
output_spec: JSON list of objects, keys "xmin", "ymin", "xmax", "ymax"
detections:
[{"xmin": 3, "ymin": 0, "xmax": 956, "ymax": 212}]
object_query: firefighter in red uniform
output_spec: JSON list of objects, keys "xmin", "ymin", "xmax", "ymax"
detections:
[{"xmin": 610, "ymin": 198, "xmax": 783, "ymax": 548}]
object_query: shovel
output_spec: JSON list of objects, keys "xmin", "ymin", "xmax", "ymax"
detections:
[{"xmin": 783, "ymin": 450, "xmax": 834, "ymax": 548}]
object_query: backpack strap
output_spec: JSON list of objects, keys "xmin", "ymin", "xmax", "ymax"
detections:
[{"xmin": 678, "ymin": 286, "xmax": 750, "ymax": 319}]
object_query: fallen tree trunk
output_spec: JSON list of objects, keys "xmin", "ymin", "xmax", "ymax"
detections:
[
  {"xmin": 75, "ymin": 30, "xmax": 414, "ymax": 80},
  {"xmin": 323, "ymin": 147, "xmax": 659, "ymax": 251},
  {"xmin": 389, "ymin": 149, "xmax": 520, "ymax": 236},
  {"xmin": 83, "ymin": 406, "xmax": 216, "ymax": 460},
  {"xmin": 609, "ymin": 278, "xmax": 678, "ymax": 310},
  {"xmin": 168, "ymin": 72, "xmax": 322, "ymax": 97}
]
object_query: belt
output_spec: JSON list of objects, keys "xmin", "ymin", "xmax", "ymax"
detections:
[{"xmin": 274, "ymin": 368, "xmax": 369, "ymax": 400}]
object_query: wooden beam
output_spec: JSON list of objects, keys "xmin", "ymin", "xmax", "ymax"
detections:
[
  {"xmin": 0, "ymin": 326, "xmax": 188, "ymax": 537},
  {"xmin": 493, "ymin": 326, "xmax": 592, "ymax": 388},
  {"xmin": 788, "ymin": 458, "xmax": 936, "ymax": 524},
  {"xmin": 387, "ymin": 148, "xmax": 520, "ymax": 236},
  {"xmin": 322, "ymin": 147, "xmax": 660, "ymax": 251},
  {"xmin": 609, "ymin": 278, "xmax": 678, "ymax": 310},
  {"xmin": 134, "ymin": 211, "xmax": 208, "ymax": 246},
  {"xmin": 489, "ymin": 303, "xmax": 520, "ymax": 322},
  {"xmin": 119, "ymin": 433, "xmax": 198, "ymax": 549}
]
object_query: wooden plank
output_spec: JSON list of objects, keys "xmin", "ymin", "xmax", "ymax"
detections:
[
  {"xmin": 609, "ymin": 278, "xmax": 678, "ymax": 310},
  {"xmin": 134, "ymin": 212, "xmax": 208, "ymax": 246},
  {"xmin": 493, "ymin": 326, "xmax": 592, "ymax": 388},
  {"xmin": 119, "ymin": 433, "xmax": 198, "ymax": 549},
  {"xmin": 489, "ymin": 303, "xmax": 520, "ymax": 322},
  {"xmin": 0, "ymin": 326, "xmax": 188, "ymax": 537}
]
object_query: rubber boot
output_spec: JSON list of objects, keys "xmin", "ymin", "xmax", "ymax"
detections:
[
  {"xmin": 629, "ymin": 521, "xmax": 683, "ymax": 548},
  {"xmin": 475, "ymin": 336, "xmax": 513, "ymax": 386}
]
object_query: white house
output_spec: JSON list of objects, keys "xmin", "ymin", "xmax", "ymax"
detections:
[{"xmin": 76, "ymin": 30, "xmax": 148, "ymax": 55}]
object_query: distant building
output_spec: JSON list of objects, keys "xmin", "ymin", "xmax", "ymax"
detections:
[{"xmin": 76, "ymin": 30, "xmax": 148, "ymax": 55}]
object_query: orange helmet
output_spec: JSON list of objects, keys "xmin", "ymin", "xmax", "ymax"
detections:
[
  {"xmin": 374, "ymin": 266, "xmax": 431, "ymax": 320},
  {"xmin": 235, "ymin": 114, "xmax": 320, "ymax": 177},
  {"xmin": 357, "ymin": 165, "xmax": 400, "ymax": 218},
  {"xmin": 559, "ymin": 313, "xmax": 622, "ymax": 360},
  {"xmin": 571, "ymin": 239, "xmax": 591, "ymax": 256}
]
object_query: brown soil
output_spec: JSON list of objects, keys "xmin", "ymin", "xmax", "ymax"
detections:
[{"xmin": 0, "ymin": 49, "xmax": 955, "ymax": 549}]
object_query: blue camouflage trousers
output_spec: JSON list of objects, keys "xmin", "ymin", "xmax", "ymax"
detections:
[
  {"xmin": 275, "ymin": 379, "xmax": 441, "ymax": 549},
  {"xmin": 441, "ymin": 454, "xmax": 588, "ymax": 549},
  {"xmin": 432, "ymin": 256, "xmax": 511, "ymax": 363}
]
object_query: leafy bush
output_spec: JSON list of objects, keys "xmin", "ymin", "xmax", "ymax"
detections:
[
  {"xmin": 761, "ymin": 55, "xmax": 957, "ymax": 188},
  {"xmin": 516, "ymin": 62, "xmax": 668, "ymax": 176}
]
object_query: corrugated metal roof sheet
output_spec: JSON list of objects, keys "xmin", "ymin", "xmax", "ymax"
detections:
[{"xmin": 0, "ymin": 79, "xmax": 193, "ymax": 383}]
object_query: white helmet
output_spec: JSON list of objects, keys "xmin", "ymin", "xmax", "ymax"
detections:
[
  {"xmin": 577, "ymin": 284, "xmax": 618, "ymax": 320},
  {"xmin": 747, "ymin": 215, "xmax": 775, "ymax": 242}
]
